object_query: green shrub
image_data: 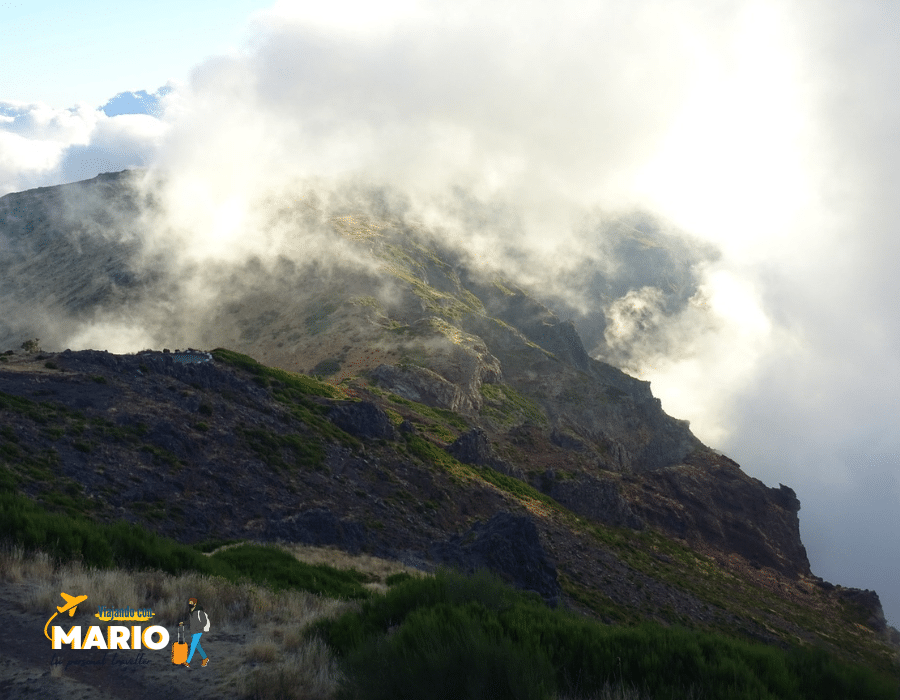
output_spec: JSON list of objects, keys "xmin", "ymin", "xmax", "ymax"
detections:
[
  {"xmin": 0, "ymin": 493, "xmax": 379, "ymax": 600},
  {"xmin": 341, "ymin": 602, "xmax": 553, "ymax": 700},
  {"xmin": 386, "ymin": 572, "xmax": 413, "ymax": 587},
  {"xmin": 210, "ymin": 544, "xmax": 371, "ymax": 599},
  {"xmin": 0, "ymin": 490, "xmax": 209, "ymax": 574},
  {"xmin": 312, "ymin": 568, "xmax": 536, "ymax": 658},
  {"xmin": 212, "ymin": 348, "xmax": 346, "ymax": 400},
  {"xmin": 312, "ymin": 568, "xmax": 898, "ymax": 700},
  {"xmin": 238, "ymin": 426, "xmax": 325, "ymax": 471},
  {"xmin": 192, "ymin": 538, "xmax": 243, "ymax": 554}
]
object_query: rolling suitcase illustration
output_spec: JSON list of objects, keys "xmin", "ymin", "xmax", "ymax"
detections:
[{"xmin": 171, "ymin": 625, "xmax": 188, "ymax": 665}]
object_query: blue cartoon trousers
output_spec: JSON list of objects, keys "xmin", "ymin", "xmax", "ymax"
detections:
[{"xmin": 187, "ymin": 633, "xmax": 207, "ymax": 663}]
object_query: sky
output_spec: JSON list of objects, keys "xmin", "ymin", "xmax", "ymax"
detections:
[{"xmin": 2, "ymin": 0, "xmax": 900, "ymax": 629}]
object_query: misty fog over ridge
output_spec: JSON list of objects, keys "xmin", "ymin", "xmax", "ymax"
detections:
[
  {"xmin": 2, "ymin": 0, "xmax": 899, "ymax": 633},
  {"xmin": 0, "ymin": 166, "xmax": 718, "ymax": 382}
]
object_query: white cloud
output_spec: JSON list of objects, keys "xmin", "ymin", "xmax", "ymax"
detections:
[{"xmin": 0, "ymin": 101, "xmax": 167, "ymax": 196}]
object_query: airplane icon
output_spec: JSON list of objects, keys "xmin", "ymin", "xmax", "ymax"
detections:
[{"xmin": 57, "ymin": 592, "xmax": 87, "ymax": 616}]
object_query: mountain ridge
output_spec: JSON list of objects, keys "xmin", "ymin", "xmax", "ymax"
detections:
[{"xmin": 1, "ymin": 170, "xmax": 898, "ymax": 680}]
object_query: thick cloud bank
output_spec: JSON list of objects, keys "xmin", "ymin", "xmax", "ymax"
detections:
[
  {"xmin": 0, "ymin": 86, "xmax": 172, "ymax": 194},
  {"xmin": 2, "ymin": 0, "xmax": 900, "ymax": 627}
]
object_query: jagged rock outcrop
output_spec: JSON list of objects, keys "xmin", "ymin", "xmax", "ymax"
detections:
[
  {"xmin": 837, "ymin": 588, "xmax": 889, "ymax": 635},
  {"xmin": 550, "ymin": 428, "xmax": 588, "ymax": 451},
  {"xmin": 58, "ymin": 348, "xmax": 263, "ymax": 397},
  {"xmin": 459, "ymin": 312, "xmax": 701, "ymax": 472},
  {"xmin": 542, "ymin": 472, "xmax": 644, "ymax": 531},
  {"xmin": 625, "ymin": 450, "xmax": 812, "ymax": 578},
  {"xmin": 447, "ymin": 428, "xmax": 494, "ymax": 464},
  {"xmin": 430, "ymin": 512, "xmax": 560, "ymax": 605},
  {"xmin": 371, "ymin": 317, "xmax": 502, "ymax": 414},
  {"xmin": 447, "ymin": 428, "xmax": 525, "ymax": 479},
  {"xmin": 458, "ymin": 272, "xmax": 592, "ymax": 372},
  {"xmin": 371, "ymin": 363, "xmax": 468, "ymax": 412},
  {"xmin": 406, "ymin": 318, "xmax": 502, "ymax": 400},
  {"xmin": 329, "ymin": 400, "xmax": 396, "ymax": 440}
]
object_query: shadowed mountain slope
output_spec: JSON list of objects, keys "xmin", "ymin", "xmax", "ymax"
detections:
[{"xmin": 1, "ymin": 171, "xmax": 899, "ymax": 681}]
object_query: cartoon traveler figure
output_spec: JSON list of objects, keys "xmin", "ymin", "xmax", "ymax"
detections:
[{"xmin": 178, "ymin": 597, "xmax": 210, "ymax": 669}]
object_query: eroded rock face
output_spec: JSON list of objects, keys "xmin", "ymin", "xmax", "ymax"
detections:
[
  {"xmin": 544, "ymin": 473, "xmax": 644, "ymax": 531},
  {"xmin": 447, "ymin": 428, "xmax": 525, "ymax": 479},
  {"xmin": 370, "ymin": 317, "xmax": 502, "ymax": 414},
  {"xmin": 329, "ymin": 400, "xmax": 395, "ymax": 440},
  {"xmin": 459, "ymin": 313, "xmax": 701, "ymax": 472},
  {"xmin": 625, "ymin": 451, "xmax": 812, "ymax": 578},
  {"xmin": 430, "ymin": 512, "xmax": 560, "ymax": 605},
  {"xmin": 371, "ymin": 363, "xmax": 468, "ymax": 412},
  {"xmin": 837, "ymin": 588, "xmax": 889, "ymax": 635},
  {"xmin": 447, "ymin": 428, "xmax": 494, "ymax": 465}
]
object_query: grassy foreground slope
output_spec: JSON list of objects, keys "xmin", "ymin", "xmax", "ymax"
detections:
[{"xmin": 1, "ymin": 490, "xmax": 896, "ymax": 700}]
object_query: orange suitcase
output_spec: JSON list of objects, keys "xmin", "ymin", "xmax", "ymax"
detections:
[{"xmin": 171, "ymin": 626, "xmax": 188, "ymax": 665}]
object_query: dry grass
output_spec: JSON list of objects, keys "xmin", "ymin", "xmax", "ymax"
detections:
[
  {"xmin": 1, "ymin": 544, "xmax": 357, "ymax": 700},
  {"xmin": 211, "ymin": 540, "xmax": 432, "ymax": 586},
  {"xmin": 1, "ymin": 544, "xmax": 700, "ymax": 700},
  {"xmin": 0, "ymin": 545, "xmax": 54, "ymax": 582},
  {"xmin": 245, "ymin": 636, "xmax": 281, "ymax": 664},
  {"xmin": 10, "ymin": 551, "xmax": 352, "ymax": 630},
  {"xmin": 237, "ymin": 635, "xmax": 344, "ymax": 700}
]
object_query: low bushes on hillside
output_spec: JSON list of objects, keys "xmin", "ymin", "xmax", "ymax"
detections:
[
  {"xmin": 311, "ymin": 568, "xmax": 899, "ymax": 700},
  {"xmin": 2, "ymin": 466, "xmax": 896, "ymax": 700},
  {"xmin": 0, "ymin": 488, "xmax": 371, "ymax": 601}
]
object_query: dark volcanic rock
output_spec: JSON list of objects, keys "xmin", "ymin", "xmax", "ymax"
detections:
[
  {"xmin": 329, "ymin": 400, "xmax": 395, "ymax": 440},
  {"xmin": 628, "ymin": 450, "xmax": 812, "ymax": 578},
  {"xmin": 447, "ymin": 428, "xmax": 493, "ymax": 465},
  {"xmin": 550, "ymin": 429, "xmax": 587, "ymax": 451},
  {"xmin": 837, "ymin": 588, "xmax": 888, "ymax": 635},
  {"xmin": 265, "ymin": 507, "xmax": 368, "ymax": 554},
  {"xmin": 144, "ymin": 420, "xmax": 192, "ymax": 457},
  {"xmin": 448, "ymin": 428, "xmax": 524, "ymax": 479},
  {"xmin": 430, "ymin": 512, "xmax": 560, "ymax": 605},
  {"xmin": 546, "ymin": 473, "xmax": 644, "ymax": 531}
]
